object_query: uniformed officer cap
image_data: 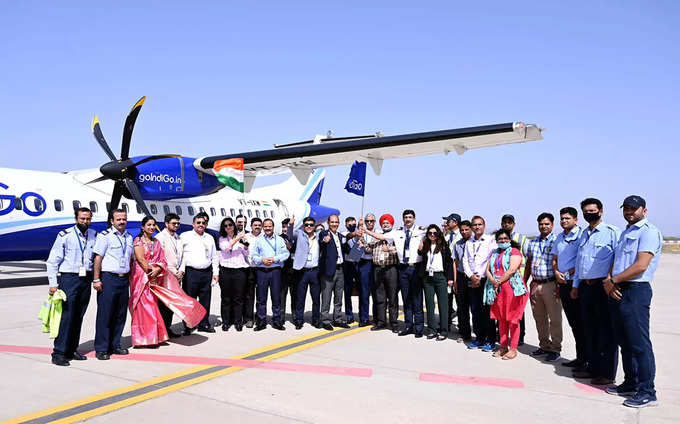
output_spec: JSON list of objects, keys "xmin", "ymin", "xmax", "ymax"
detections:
[
  {"xmin": 442, "ymin": 213, "xmax": 461, "ymax": 223},
  {"xmin": 621, "ymin": 195, "xmax": 646, "ymax": 209}
]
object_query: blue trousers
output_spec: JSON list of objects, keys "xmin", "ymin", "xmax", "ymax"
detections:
[
  {"xmin": 295, "ymin": 268, "xmax": 321, "ymax": 324},
  {"xmin": 53, "ymin": 273, "xmax": 92, "ymax": 359},
  {"xmin": 398, "ymin": 264, "xmax": 424, "ymax": 332},
  {"xmin": 95, "ymin": 272, "xmax": 129, "ymax": 353},
  {"xmin": 358, "ymin": 259, "xmax": 374, "ymax": 323},
  {"xmin": 256, "ymin": 268, "xmax": 282, "ymax": 324},
  {"xmin": 612, "ymin": 282, "xmax": 656, "ymax": 396},
  {"xmin": 579, "ymin": 280, "xmax": 618, "ymax": 380},
  {"xmin": 343, "ymin": 261, "xmax": 359, "ymax": 320}
]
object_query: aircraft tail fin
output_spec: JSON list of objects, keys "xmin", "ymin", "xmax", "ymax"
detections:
[{"xmin": 298, "ymin": 169, "xmax": 326, "ymax": 205}]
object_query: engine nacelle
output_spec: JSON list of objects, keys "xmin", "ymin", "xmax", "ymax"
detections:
[{"xmin": 133, "ymin": 156, "xmax": 223, "ymax": 200}]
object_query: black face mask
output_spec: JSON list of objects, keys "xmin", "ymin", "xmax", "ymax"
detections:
[
  {"xmin": 347, "ymin": 224, "xmax": 356, "ymax": 232},
  {"xmin": 76, "ymin": 223, "xmax": 88, "ymax": 233},
  {"xmin": 583, "ymin": 212, "xmax": 601, "ymax": 224}
]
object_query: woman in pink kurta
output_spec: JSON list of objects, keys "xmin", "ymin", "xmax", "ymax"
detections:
[{"xmin": 130, "ymin": 216, "xmax": 169, "ymax": 347}]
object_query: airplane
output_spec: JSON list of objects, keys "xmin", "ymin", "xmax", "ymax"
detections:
[{"xmin": 0, "ymin": 97, "xmax": 543, "ymax": 262}]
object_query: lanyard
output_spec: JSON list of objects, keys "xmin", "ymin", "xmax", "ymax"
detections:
[
  {"xmin": 537, "ymin": 236, "xmax": 551, "ymax": 256},
  {"xmin": 264, "ymin": 236, "xmax": 277, "ymax": 253},
  {"xmin": 472, "ymin": 239, "xmax": 483, "ymax": 260},
  {"xmin": 115, "ymin": 233, "xmax": 127, "ymax": 258},
  {"xmin": 74, "ymin": 228, "xmax": 88, "ymax": 265},
  {"xmin": 428, "ymin": 246, "xmax": 437, "ymax": 268}
]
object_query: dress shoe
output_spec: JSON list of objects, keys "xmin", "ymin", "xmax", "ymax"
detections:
[
  {"xmin": 572, "ymin": 370, "xmax": 593, "ymax": 378},
  {"xmin": 370, "ymin": 324, "xmax": 386, "ymax": 331},
  {"xmin": 333, "ymin": 321, "xmax": 350, "ymax": 329},
  {"xmin": 562, "ymin": 359, "xmax": 582, "ymax": 368},
  {"xmin": 312, "ymin": 321, "xmax": 322, "ymax": 329},
  {"xmin": 346, "ymin": 317, "xmax": 355, "ymax": 324},
  {"xmin": 235, "ymin": 324, "xmax": 243, "ymax": 332},
  {"xmin": 245, "ymin": 320, "xmax": 254, "ymax": 328},
  {"xmin": 391, "ymin": 327, "xmax": 400, "ymax": 334},
  {"xmin": 322, "ymin": 323, "xmax": 334, "ymax": 331},
  {"xmin": 168, "ymin": 329, "xmax": 182, "ymax": 338},
  {"xmin": 254, "ymin": 323, "xmax": 267, "ymax": 331},
  {"xmin": 52, "ymin": 357, "xmax": 70, "ymax": 366},
  {"xmin": 198, "ymin": 326, "xmax": 216, "ymax": 333},
  {"xmin": 295, "ymin": 323, "xmax": 303, "ymax": 330},
  {"xmin": 531, "ymin": 348, "xmax": 548, "ymax": 357},
  {"xmin": 111, "ymin": 348, "xmax": 129, "ymax": 355},
  {"xmin": 222, "ymin": 324, "xmax": 230, "ymax": 332},
  {"xmin": 183, "ymin": 328, "xmax": 193, "ymax": 336},
  {"xmin": 95, "ymin": 352, "xmax": 110, "ymax": 360},
  {"xmin": 591, "ymin": 377, "xmax": 614, "ymax": 386},
  {"xmin": 358, "ymin": 321, "xmax": 370, "ymax": 327},
  {"xmin": 68, "ymin": 352, "xmax": 87, "ymax": 361},
  {"xmin": 414, "ymin": 332, "xmax": 423, "ymax": 338},
  {"xmin": 398, "ymin": 328, "xmax": 414, "ymax": 337},
  {"xmin": 436, "ymin": 334, "xmax": 447, "ymax": 341},
  {"xmin": 272, "ymin": 323, "xmax": 286, "ymax": 331},
  {"xmin": 426, "ymin": 333, "xmax": 438, "ymax": 340}
]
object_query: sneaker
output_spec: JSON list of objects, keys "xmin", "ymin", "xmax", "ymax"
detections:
[
  {"xmin": 481, "ymin": 343, "xmax": 495, "ymax": 352},
  {"xmin": 605, "ymin": 384, "xmax": 636, "ymax": 397},
  {"xmin": 623, "ymin": 393, "xmax": 658, "ymax": 408},
  {"xmin": 531, "ymin": 348, "xmax": 548, "ymax": 357},
  {"xmin": 545, "ymin": 352, "xmax": 560, "ymax": 362},
  {"xmin": 467, "ymin": 340, "xmax": 483, "ymax": 349}
]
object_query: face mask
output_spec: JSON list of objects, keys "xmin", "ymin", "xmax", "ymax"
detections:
[
  {"xmin": 583, "ymin": 212, "xmax": 600, "ymax": 224},
  {"xmin": 76, "ymin": 223, "xmax": 88, "ymax": 233},
  {"xmin": 347, "ymin": 224, "xmax": 356, "ymax": 232},
  {"xmin": 498, "ymin": 242, "xmax": 511, "ymax": 250}
]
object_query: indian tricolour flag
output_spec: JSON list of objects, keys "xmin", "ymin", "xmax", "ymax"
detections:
[{"xmin": 213, "ymin": 158, "xmax": 244, "ymax": 192}]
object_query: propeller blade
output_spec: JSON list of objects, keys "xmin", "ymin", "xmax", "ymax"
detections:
[
  {"xmin": 110, "ymin": 180, "xmax": 124, "ymax": 212},
  {"xmin": 85, "ymin": 175, "xmax": 109, "ymax": 185},
  {"xmin": 132, "ymin": 154, "xmax": 181, "ymax": 167},
  {"xmin": 123, "ymin": 178, "xmax": 153, "ymax": 218},
  {"xmin": 91, "ymin": 116, "xmax": 118, "ymax": 161},
  {"xmin": 120, "ymin": 96, "xmax": 146, "ymax": 160}
]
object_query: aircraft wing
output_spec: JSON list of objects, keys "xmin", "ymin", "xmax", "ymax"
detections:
[{"xmin": 194, "ymin": 121, "xmax": 542, "ymax": 190}]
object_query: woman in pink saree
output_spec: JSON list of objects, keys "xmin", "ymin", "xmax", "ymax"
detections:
[{"xmin": 130, "ymin": 216, "xmax": 206, "ymax": 347}]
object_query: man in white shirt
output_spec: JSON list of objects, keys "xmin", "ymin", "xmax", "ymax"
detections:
[
  {"xmin": 243, "ymin": 217, "xmax": 262, "ymax": 328},
  {"xmin": 156, "ymin": 213, "xmax": 183, "ymax": 338},
  {"xmin": 463, "ymin": 215, "xmax": 498, "ymax": 351},
  {"xmin": 179, "ymin": 214, "xmax": 219, "ymax": 334}
]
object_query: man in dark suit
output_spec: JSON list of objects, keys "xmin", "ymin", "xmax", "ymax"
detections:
[{"xmin": 319, "ymin": 214, "xmax": 350, "ymax": 331}]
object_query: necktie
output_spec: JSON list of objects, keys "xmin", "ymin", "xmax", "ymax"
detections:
[
  {"xmin": 403, "ymin": 229, "xmax": 411, "ymax": 263},
  {"xmin": 449, "ymin": 233, "xmax": 454, "ymax": 245}
]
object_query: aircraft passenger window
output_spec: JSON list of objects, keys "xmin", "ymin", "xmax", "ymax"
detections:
[
  {"xmin": 176, "ymin": 205, "xmax": 182, "ymax": 216},
  {"xmin": 122, "ymin": 203, "xmax": 129, "ymax": 213},
  {"xmin": 188, "ymin": 206, "xmax": 195, "ymax": 216},
  {"xmin": 247, "ymin": 209, "xmax": 252, "ymax": 218},
  {"xmin": 220, "ymin": 208, "xmax": 226, "ymax": 217},
  {"xmin": 106, "ymin": 202, "xmax": 111, "ymax": 212},
  {"xmin": 15, "ymin": 198, "xmax": 23, "ymax": 210},
  {"xmin": 150, "ymin": 204, "xmax": 157, "ymax": 214},
  {"xmin": 72, "ymin": 200, "xmax": 81, "ymax": 211},
  {"xmin": 89, "ymin": 201, "xmax": 98, "ymax": 213},
  {"xmin": 230, "ymin": 208, "xmax": 236, "ymax": 217},
  {"xmin": 163, "ymin": 205, "xmax": 171, "ymax": 215},
  {"xmin": 210, "ymin": 207, "xmax": 216, "ymax": 216},
  {"xmin": 255, "ymin": 210, "xmax": 261, "ymax": 218},
  {"xmin": 271, "ymin": 211, "xmax": 275, "ymax": 218},
  {"xmin": 136, "ymin": 204, "xmax": 142, "ymax": 214},
  {"xmin": 263, "ymin": 210, "xmax": 268, "ymax": 218},
  {"xmin": 238, "ymin": 208, "xmax": 244, "ymax": 216},
  {"xmin": 54, "ymin": 199, "xmax": 63, "ymax": 212},
  {"xmin": 199, "ymin": 207, "xmax": 205, "ymax": 213}
]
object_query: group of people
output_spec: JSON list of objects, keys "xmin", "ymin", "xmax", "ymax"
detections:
[{"xmin": 45, "ymin": 194, "xmax": 662, "ymax": 408}]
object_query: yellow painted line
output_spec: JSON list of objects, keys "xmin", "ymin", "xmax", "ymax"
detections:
[{"xmin": 4, "ymin": 323, "xmax": 372, "ymax": 424}]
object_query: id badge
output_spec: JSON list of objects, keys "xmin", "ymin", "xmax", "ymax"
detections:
[
  {"xmin": 120, "ymin": 257, "xmax": 128, "ymax": 268},
  {"xmin": 78, "ymin": 266, "xmax": 86, "ymax": 277},
  {"xmin": 428, "ymin": 269, "xmax": 434, "ymax": 277}
]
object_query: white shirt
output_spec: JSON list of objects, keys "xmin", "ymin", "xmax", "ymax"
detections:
[
  {"xmin": 383, "ymin": 224, "xmax": 426, "ymax": 264},
  {"xmin": 426, "ymin": 245, "xmax": 444, "ymax": 273},
  {"xmin": 179, "ymin": 230, "xmax": 218, "ymax": 276},
  {"xmin": 331, "ymin": 231, "xmax": 343, "ymax": 264},
  {"xmin": 157, "ymin": 229, "xmax": 183, "ymax": 276},
  {"xmin": 463, "ymin": 234, "xmax": 497, "ymax": 278},
  {"xmin": 246, "ymin": 232, "xmax": 261, "ymax": 267}
]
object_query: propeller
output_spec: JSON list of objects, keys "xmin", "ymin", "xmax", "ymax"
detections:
[{"xmin": 88, "ymin": 97, "xmax": 179, "ymax": 220}]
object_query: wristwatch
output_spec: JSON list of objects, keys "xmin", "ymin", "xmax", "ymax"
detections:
[{"xmin": 93, "ymin": 279, "xmax": 101, "ymax": 283}]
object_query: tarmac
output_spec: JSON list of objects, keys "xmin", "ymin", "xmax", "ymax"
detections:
[{"xmin": 0, "ymin": 256, "xmax": 678, "ymax": 424}]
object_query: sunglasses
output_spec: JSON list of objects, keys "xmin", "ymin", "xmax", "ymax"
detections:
[
  {"xmin": 428, "ymin": 231, "xmax": 438, "ymax": 236},
  {"xmin": 365, "ymin": 219, "xmax": 375, "ymax": 223},
  {"xmin": 304, "ymin": 223, "xmax": 315, "ymax": 227},
  {"xmin": 195, "ymin": 221, "xmax": 206, "ymax": 225},
  {"xmin": 169, "ymin": 222, "xmax": 180, "ymax": 226},
  {"xmin": 224, "ymin": 223, "xmax": 234, "ymax": 227}
]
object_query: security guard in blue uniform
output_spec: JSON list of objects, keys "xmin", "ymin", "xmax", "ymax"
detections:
[
  {"xmin": 45, "ymin": 207, "xmax": 97, "ymax": 366},
  {"xmin": 604, "ymin": 195, "xmax": 662, "ymax": 408},
  {"xmin": 92, "ymin": 208, "xmax": 134, "ymax": 360}
]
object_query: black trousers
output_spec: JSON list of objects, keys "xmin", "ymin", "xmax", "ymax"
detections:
[
  {"xmin": 295, "ymin": 268, "xmax": 321, "ymax": 325},
  {"xmin": 159, "ymin": 302, "xmax": 173, "ymax": 331},
  {"xmin": 183, "ymin": 266, "xmax": 213, "ymax": 329},
  {"xmin": 559, "ymin": 280, "xmax": 585, "ymax": 362},
  {"xmin": 454, "ymin": 272, "xmax": 472, "ymax": 339},
  {"xmin": 280, "ymin": 266, "xmax": 297, "ymax": 322},
  {"xmin": 53, "ymin": 273, "xmax": 91, "ymax": 359},
  {"xmin": 373, "ymin": 265, "xmax": 399, "ymax": 327},
  {"xmin": 468, "ymin": 279, "xmax": 495, "ymax": 344},
  {"xmin": 580, "ymin": 280, "xmax": 618, "ymax": 380},
  {"xmin": 219, "ymin": 266, "xmax": 248, "ymax": 327},
  {"xmin": 243, "ymin": 268, "xmax": 257, "ymax": 323},
  {"xmin": 95, "ymin": 272, "xmax": 129, "ymax": 353}
]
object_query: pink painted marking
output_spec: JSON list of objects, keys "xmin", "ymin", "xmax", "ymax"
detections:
[
  {"xmin": 574, "ymin": 382, "xmax": 607, "ymax": 394},
  {"xmin": 0, "ymin": 344, "xmax": 371, "ymax": 377},
  {"xmin": 419, "ymin": 373, "xmax": 524, "ymax": 389}
]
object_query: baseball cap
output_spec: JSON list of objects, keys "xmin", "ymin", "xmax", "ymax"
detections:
[
  {"xmin": 442, "ymin": 213, "xmax": 462, "ymax": 223},
  {"xmin": 620, "ymin": 195, "xmax": 646, "ymax": 209},
  {"xmin": 501, "ymin": 214, "xmax": 515, "ymax": 222}
]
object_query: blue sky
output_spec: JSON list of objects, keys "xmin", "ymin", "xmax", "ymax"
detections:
[{"xmin": 1, "ymin": 1, "xmax": 678, "ymax": 235}]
